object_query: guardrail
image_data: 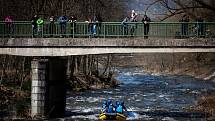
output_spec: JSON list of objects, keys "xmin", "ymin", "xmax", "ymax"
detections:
[{"xmin": 0, "ymin": 21, "xmax": 214, "ymax": 38}]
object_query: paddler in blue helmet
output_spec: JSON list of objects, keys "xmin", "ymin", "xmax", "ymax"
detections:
[
  {"xmin": 101, "ymin": 100, "xmax": 108, "ymax": 113},
  {"xmin": 116, "ymin": 101, "xmax": 127, "ymax": 114},
  {"xmin": 106, "ymin": 99, "xmax": 115, "ymax": 113}
]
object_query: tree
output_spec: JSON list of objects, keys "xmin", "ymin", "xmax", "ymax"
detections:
[
  {"xmin": 0, "ymin": 0, "xmax": 127, "ymax": 21},
  {"xmin": 147, "ymin": 0, "xmax": 215, "ymax": 21}
]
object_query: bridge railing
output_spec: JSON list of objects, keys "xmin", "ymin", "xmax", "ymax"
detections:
[{"xmin": 0, "ymin": 21, "xmax": 215, "ymax": 38}]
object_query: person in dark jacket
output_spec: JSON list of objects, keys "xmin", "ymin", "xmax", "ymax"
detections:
[
  {"xmin": 96, "ymin": 14, "xmax": 102, "ymax": 35},
  {"xmin": 69, "ymin": 15, "xmax": 77, "ymax": 37},
  {"xmin": 31, "ymin": 15, "xmax": 39, "ymax": 37},
  {"xmin": 196, "ymin": 16, "xmax": 205, "ymax": 38},
  {"xmin": 59, "ymin": 15, "xmax": 68, "ymax": 37},
  {"xmin": 180, "ymin": 15, "xmax": 189, "ymax": 38},
  {"xmin": 121, "ymin": 16, "xmax": 130, "ymax": 35},
  {"xmin": 142, "ymin": 15, "xmax": 151, "ymax": 39},
  {"xmin": 49, "ymin": 16, "xmax": 55, "ymax": 37},
  {"xmin": 91, "ymin": 15, "xmax": 98, "ymax": 36}
]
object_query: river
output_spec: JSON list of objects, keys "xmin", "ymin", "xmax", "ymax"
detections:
[{"xmin": 65, "ymin": 67, "xmax": 215, "ymax": 121}]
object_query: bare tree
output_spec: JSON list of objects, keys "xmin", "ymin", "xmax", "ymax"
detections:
[
  {"xmin": 147, "ymin": 0, "xmax": 215, "ymax": 21},
  {"xmin": 0, "ymin": 0, "xmax": 127, "ymax": 21}
]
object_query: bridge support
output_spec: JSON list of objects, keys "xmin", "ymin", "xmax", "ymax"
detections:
[{"xmin": 31, "ymin": 58, "xmax": 67, "ymax": 118}]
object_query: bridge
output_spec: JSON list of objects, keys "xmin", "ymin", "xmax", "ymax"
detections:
[{"xmin": 0, "ymin": 22, "xmax": 215, "ymax": 118}]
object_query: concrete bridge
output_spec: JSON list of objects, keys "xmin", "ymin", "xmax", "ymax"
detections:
[
  {"xmin": 0, "ymin": 38, "xmax": 215, "ymax": 56},
  {"xmin": 1, "ymin": 21, "xmax": 215, "ymax": 118}
]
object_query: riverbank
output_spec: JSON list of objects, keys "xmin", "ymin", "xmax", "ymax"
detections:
[
  {"xmin": 111, "ymin": 53, "xmax": 215, "ymax": 119},
  {"xmin": 0, "ymin": 84, "xmax": 31, "ymax": 119},
  {"xmin": 67, "ymin": 74, "xmax": 120, "ymax": 92},
  {"xmin": 112, "ymin": 53, "xmax": 215, "ymax": 82}
]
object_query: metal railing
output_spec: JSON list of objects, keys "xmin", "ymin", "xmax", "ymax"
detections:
[{"xmin": 0, "ymin": 21, "xmax": 215, "ymax": 38}]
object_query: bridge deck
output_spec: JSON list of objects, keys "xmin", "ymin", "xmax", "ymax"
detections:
[{"xmin": 0, "ymin": 38, "xmax": 214, "ymax": 56}]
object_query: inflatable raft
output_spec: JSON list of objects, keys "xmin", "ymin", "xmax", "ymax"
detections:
[{"xmin": 99, "ymin": 113, "xmax": 127, "ymax": 120}]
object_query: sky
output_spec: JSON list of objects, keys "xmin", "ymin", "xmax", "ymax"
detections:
[{"xmin": 125, "ymin": 0, "xmax": 174, "ymax": 21}]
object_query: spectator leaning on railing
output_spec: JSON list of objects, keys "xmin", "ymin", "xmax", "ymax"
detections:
[
  {"xmin": 130, "ymin": 10, "xmax": 138, "ymax": 36},
  {"xmin": 142, "ymin": 15, "xmax": 151, "ymax": 39},
  {"xmin": 121, "ymin": 16, "xmax": 130, "ymax": 35}
]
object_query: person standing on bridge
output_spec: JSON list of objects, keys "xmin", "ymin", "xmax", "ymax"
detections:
[
  {"xmin": 180, "ymin": 15, "xmax": 189, "ymax": 38},
  {"xmin": 49, "ymin": 16, "xmax": 56, "ymax": 37},
  {"xmin": 4, "ymin": 15, "xmax": 13, "ymax": 37},
  {"xmin": 86, "ymin": 16, "xmax": 93, "ymax": 37},
  {"xmin": 195, "ymin": 16, "xmax": 205, "ymax": 38},
  {"xmin": 142, "ymin": 15, "xmax": 151, "ymax": 39},
  {"xmin": 121, "ymin": 16, "xmax": 130, "ymax": 36},
  {"xmin": 31, "ymin": 15, "xmax": 39, "ymax": 38},
  {"xmin": 130, "ymin": 10, "xmax": 138, "ymax": 36},
  {"xmin": 69, "ymin": 15, "xmax": 77, "ymax": 38},
  {"xmin": 96, "ymin": 14, "xmax": 102, "ymax": 36},
  {"xmin": 91, "ymin": 15, "xmax": 98, "ymax": 36},
  {"xmin": 59, "ymin": 15, "xmax": 68, "ymax": 37},
  {"xmin": 36, "ymin": 17, "xmax": 44, "ymax": 37}
]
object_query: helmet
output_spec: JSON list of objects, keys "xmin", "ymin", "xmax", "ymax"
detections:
[
  {"xmin": 121, "ymin": 101, "xmax": 124, "ymax": 105},
  {"xmin": 103, "ymin": 100, "xmax": 107, "ymax": 105},
  {"xmin": 107, "ymin": 99, "xmax": 112, "ymax": 105},
  {"xmin": 116, "ymin": 101, "xmax": 120, "ymax": 106}
]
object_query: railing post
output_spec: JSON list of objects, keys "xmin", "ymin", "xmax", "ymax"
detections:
[
  {"xmin": 103, "ymin": 23, "xmax": 106, "ymax": 38},
  {"xmin": 42, "ymin": 24, "xmax": 44, "ymax": 38},
  {"xmin": 165, "ymin": 23, "xmax": 168, "ymax": 38},
  {"xmin": 73, "ymin": 22, "xmax": 75, "ymax": 38}
]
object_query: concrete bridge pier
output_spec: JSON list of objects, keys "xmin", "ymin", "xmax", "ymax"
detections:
[{"xmin": 31, "ymin": 58, "xmax": 67, "ymax": 118}]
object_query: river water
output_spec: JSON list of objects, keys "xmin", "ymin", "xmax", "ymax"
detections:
[{"xmin": 65, "ymin": 67, "xmax": 215, "ymax": 121}]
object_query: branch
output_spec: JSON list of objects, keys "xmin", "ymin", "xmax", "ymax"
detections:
[
  {"xmin": 160, "ymin": 10, "xmax": 184, "ymax": 21},
  {"xmin": 194, "ymin": 0, "xmax": 215, "ymax": 12},
  {"xmin": 145, "ymin": 0, "xmax": 164, "ymax": 14}
]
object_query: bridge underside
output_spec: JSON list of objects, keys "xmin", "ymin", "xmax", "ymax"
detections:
[{"xmin": 0, "ymin": 47, "xmax": 215, "ymax": 56}]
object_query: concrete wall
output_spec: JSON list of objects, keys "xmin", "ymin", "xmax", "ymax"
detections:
[
  {"xmin": 0, "ymin": 38, "xmax": 214, "ymax": 47},
  {"xmin": 31, "ymin": 58, "xmax": 67, "ymax": 118},
  {"xmin": 31, "ymin": 59, "xmax": 48, "ymax": 118}
]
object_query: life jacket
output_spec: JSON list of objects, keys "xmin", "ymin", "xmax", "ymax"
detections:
[
  {"xmin": 116, "ymin": 104, "xmax": 123, "ymax": 113},
  {"xmin": 107, "ymin": 104, "xmax": 114, "ymax": 113}
]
